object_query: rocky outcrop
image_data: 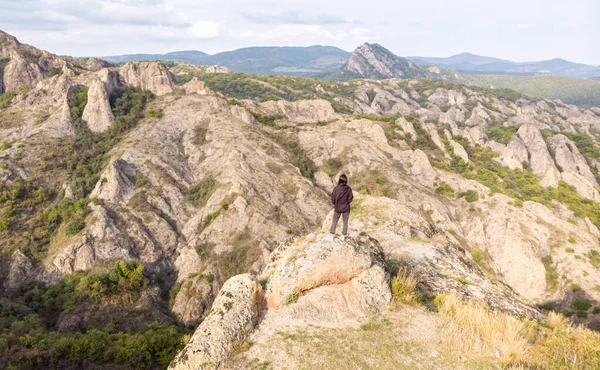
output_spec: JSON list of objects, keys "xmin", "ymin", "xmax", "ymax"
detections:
[
  {"xmin": 263, "ymin": 233, "xmax": 391, "ymax": 309},
  {"xmin": 119, "ymin": 62, "xmax": 174, "ymax": 96},
  {"xmin": 507, "ymin": 136, "xmax": 529, "ymax": 165},
  {"xmin": 168, "ymin": 274, "xmax": 263, "ymax": 370},
  {"xmin": 549, "ymin": 134, "xmax": 600, "ymax": 200},
  {"xmin": 465, "ymin": 105, "xmax": 491, "ymax": 127},
  {"xmin": 258, "ymin": 99, "xmax": 338, "ymax": 124},
  {"xmin": 449, "ymin": 139, "xmax": 469, "ymax": 162},
  {"xmin": 396, "ymin": 116, "xmax": 417, "ymax": 140},
  {"xmin": 338, "ymin": 43, "xmax": 433, "ymax": 80},
  {"xmin": 183, "ymin": 77, "xmax": 211, "ymax": 95},
  {"xmin": 2, "ymin": 53, "xmax": 43, "ymax": 92},
  {"xmin": 82, "ymin": 78, "xmax": 115, "ymax": 132},
  {"xmin": 517, "ymin": 123, "xmax": 560, "ymax": 187},
  {"xmin": 422, "ymin": 122, "xmax": 445, "ymax": 152},
  {"xmin": 91, "ymin": 158, "xmax": 136, "ymax": 203},
  {"xmin": 5, "ymin": 250, "xmax": 36, "ymax": 291},
  {"xmin": 84, "ymin": 58, "xmax": 112, "ymax": 72},
  {"xmin": 487, "ymin": 141, "xmax": 523, "ymax": 170},
  {"xmin": 172, "ymin": 272, "xmax": 218, "ymax": 327}
]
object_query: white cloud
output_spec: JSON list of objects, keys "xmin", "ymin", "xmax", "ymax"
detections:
[
  {"xmin": 350, "ymin": 28, "xmax": 370, "ymax": 42},
  {"xmin": 515, "ymin": 23, "xmax": 533, "ymax": 29},
  {"xmin": 187, "ymin": 21, "xmax": 220, "ymax": 39},
  {"xmin": 238, "ymin": 24, "xmax": 347, "ymax": 42}
]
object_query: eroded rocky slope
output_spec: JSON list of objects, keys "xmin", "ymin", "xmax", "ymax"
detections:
[{"xmin": 1, "ymin": 30, "xmax": 600, "ymax": 368}]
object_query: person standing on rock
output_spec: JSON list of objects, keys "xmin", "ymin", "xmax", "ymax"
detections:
[{"xmin": 327, "ymin": 174, "xmax": 353, "ymax": 241}]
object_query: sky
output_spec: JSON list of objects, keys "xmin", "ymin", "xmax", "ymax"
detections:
[{"xmin": 0, "ymin": 0, "xmax": 598, "ymax": 64}]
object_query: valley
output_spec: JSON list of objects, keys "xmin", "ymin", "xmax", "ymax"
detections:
[{"xmin": 1, "ymin": 29, "xmax": 600, "ymax": 369}]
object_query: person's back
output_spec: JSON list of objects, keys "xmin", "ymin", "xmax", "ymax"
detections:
[{"xmin": 328, "ymin": 174, "xmax": 353, "ymax": 241}]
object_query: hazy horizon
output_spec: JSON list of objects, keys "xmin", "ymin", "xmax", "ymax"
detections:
[{"xmin": 0, "ymin": 0, "xmax": 597, "ymax": 64}]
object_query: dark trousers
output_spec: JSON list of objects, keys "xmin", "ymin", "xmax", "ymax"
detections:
[{"xmin": 330, "ymin": 211, "xmax": 350, "ymax": 235}]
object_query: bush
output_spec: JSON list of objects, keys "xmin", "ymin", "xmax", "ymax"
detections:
[
  {"xmin": 471, "ymin": 250, "xmax": 484, "ymax": 265},
  {"xmin": 64, "ymin": 220, "xmax": 85, "ymax": 236},
  {"xmin": 270, "ymin": 132, "xmax": 318, "ymax": 181},
  {"xmin": 485, "ymin": 122, "xmax": 518, "ymax": 144},
  {"xmin": 458, "ymin": 190, "xmax": 479, "ymax": 203},
  {"xmin": 435, "ymin": 182, "xmax": 454, "ymax": 196},
  {"xmin": 187, "ymin": 176, "xmax": 218, "ymax": 209},
  {"xmin": 542, "ymin": 255, "xmax": 559, "ymax": 289},
  {"xmin": 0, "ymin": 92, "xmax": 16, "ymax": 109},
  {"xmin": 217, "ymin": 231, "xmax": 260, "ymax": 281},
  {"xmin": 146, "ymin": 108, "xmax": 163, "ymax": 119},
  {"xmin": 573, "ymin": 298, "xmax": 592, "ymax": 311}
]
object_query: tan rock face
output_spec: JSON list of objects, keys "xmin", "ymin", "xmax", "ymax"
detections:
[
  {"xmin": 172, "ymin": 273, "xmax": 218, "ymax": 327},
  {"xmin": 449, "ymin": 139, "xmax": 469, "ymax": 162},
  {"xmin": 118, "ymin": 62, "xmax": 174, "ymax": 96},
  {"xmin": 82, "ymin": 79, "xmax": 115, "ymax": 132},
  {"xmin": 183, "ymin": 77, "xmax": 210, "ymax": 95},
  {"xmin": 2, "ymin": 52, "xmax": 43, "ymax": 92},
  {"xmin": 263, "ymin": 232, "xmax": 390, "ymax": 309},
  {"xmin": 396, "ymin": 116, "xmax": 417, "ymax": 140},
  {"xmin": 548, "ymin": 134, "xmax": 600, "ymax": 200},
  {"xmin": 5, "ymin": 250, "xmax": 36, "ymax": 291},
  {"xmin": 168, "ymin": 274, "xmax": 263, "ymax": 370},
  {"xmin": 258, "ymin": 99, "xmax": 339, "ymax": 124},
  {"xmin": 518, "ymin": 123, "xmax": 560, "ymax": 187}
]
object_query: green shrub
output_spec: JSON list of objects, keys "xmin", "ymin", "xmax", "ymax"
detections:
[
  {"xmin": 435, "ymin": 182, "xmax": 454, "ymax": 196},
  {"xmin": 0, "ymin": 92, "xmax": 16, "ymax": 109},
  {"xmin": 217, "ymin": 231, "xmax": 260, "ymax": 281},
  {"xmin": 193, "ymin": 119, "xmax": 210, "ymax": 146},
  {"xmin": 588, "ymin": 250, "xmax": 600, "ymax": 268},
  {"xmin": 68, "ymin": 85, "xmax": 88, "ymax": 123},
  {"xmin": 458, "ymin": 190, "xmax": 479, "ymax": 203},
  {"xmin": 285, "ymin": 293, "xmax": 298, "ymax": 305},
  {"xmin": 471, "ymin": 250, "xmax": 484, "ymax": 265},
  {"xmin": 64, "ymin": 220, "xmax": 85, "ymax": 236},
  {"xmin": 573, "ymin": 298, "xmax": 592, "ymax": 311},
  {"xmin": 485, "ymin": 122, "xmax": 518, "ymax": 144},
  {"xmin": 542, "ymin": 255, "xmax": 559, "ymax": 289},
  {"xmin": 146, "ymin": 108, "xmax": 163, "ymax": 118},
  {"xmin": 187, "ymin": 176, "xmax": 218, "ymax": 209},
  {"xmin": 270, "ymin": 133, "xmax": 317, "ymax": 181}
]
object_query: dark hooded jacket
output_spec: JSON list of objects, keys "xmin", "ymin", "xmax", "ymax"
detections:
[{"xmin": 331, "ymin": 184, "xmax": 353, "ymax": 213}]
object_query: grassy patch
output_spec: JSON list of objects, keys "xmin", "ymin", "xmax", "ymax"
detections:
[
  {"xmin": 0, "ymin": 92, "xmax": 16, "ymax": 109},
  {"xmin": 269, "ymin": 131, "xmax": 318, "ymax": 181},
  {"xmin": 391, "ymin": 266, "xmax": 420, "ymax": 306},
  {"xmin": 186, "ymin": 176, "xmax": 218, "ymax": 209}
]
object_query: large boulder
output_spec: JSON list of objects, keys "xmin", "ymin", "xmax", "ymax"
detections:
[
  {"xmin": 172, "ymin": 272, "xmax": 218, "ymax": 327},
  {"xmin": 168, "ymin": 274, "xmax": 263, "ymax": 370},
  {"xmin": 119, "ymin": 61, "xmax": 174, "ymax": 96},
  {"xmin": 264, "ymin": 232, "xmax": 391, "ymax": 309}
]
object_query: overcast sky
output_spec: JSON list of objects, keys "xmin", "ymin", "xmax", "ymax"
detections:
[{"xmin": 0, "ymin": 0, "xmax": 597, "ymax": 64}]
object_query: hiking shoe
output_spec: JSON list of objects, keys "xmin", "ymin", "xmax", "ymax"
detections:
[
  {"xmin": 325, "ymin": 234, "xmax": 334, "ymax": 242},
  {"xmin": 340, "ymin": 235, "xmax": 346, "ymax": 241}
]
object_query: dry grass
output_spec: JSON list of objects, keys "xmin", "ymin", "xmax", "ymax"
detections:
[
  {"xmin": 435, "ymin": 293, "xmax": 529, "ymax": 365},
  {"xmin": 391, "ymin": 266, "xmax": 420, "ymax": 306},
  {"xmin": 436, "ymin": 294, "xmax": 600, "ymax": 369}
]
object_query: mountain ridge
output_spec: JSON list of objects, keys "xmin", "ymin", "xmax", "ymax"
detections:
[{"xmin": 409, "ymin": 53, "xmax": 600, "ymax": 78}]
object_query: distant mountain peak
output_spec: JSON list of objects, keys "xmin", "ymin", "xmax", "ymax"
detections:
[{"xmin": 336, "ymin": 42, "xmax": 435, "ymax": 80}]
